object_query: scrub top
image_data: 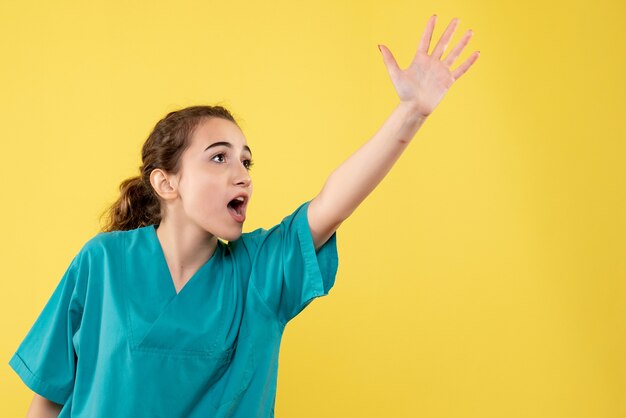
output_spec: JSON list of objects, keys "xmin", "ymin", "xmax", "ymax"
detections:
[{"xmin": 8, "ymin": 200, "xmax": 339, "ymax": 417}]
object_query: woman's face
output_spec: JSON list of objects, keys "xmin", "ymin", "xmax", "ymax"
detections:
[{"xmin": 176, "ymin": 117, "xmax": 253, "ymax": 241}]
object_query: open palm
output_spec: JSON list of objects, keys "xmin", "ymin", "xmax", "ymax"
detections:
[{"xmin": 379, "ymin": 15, "xmax": 479, "ymax": 117}]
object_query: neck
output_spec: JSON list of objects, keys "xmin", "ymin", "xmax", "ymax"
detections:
[{"xmin": 154, "ymin": 220, "xmax": 218, "ymax": 284}]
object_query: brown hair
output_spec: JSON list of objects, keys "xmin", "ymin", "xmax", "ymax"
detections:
[{"xmin": 99, "ymin": 105, "xmax": 240, "ymax": 232}]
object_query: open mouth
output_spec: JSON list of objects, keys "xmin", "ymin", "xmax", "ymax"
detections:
[{"xmin": 227, "ymin": 197, "xmax": 247, "ymax": 220}]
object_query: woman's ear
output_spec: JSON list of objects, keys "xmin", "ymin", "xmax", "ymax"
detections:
[{"xmin": 150, "ymin": 168, "xmax": 179, "ymax": 201}]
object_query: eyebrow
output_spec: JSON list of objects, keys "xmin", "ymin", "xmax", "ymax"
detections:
[{"xmin": 204, "ymin": 141, "xmax": 252, "ymax": 157}]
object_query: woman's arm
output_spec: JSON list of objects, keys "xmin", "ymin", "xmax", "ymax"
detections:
[
  {"xmin": 25, "ymin": 394, "xmax": 62, "ymax": 418},
  {"xmin": 307, "ymin": 102, "xmax": 426, "ymax": 250},
  {"xmin": 308, "ymin": 14, "xmax": 479, "ymax": 250}
]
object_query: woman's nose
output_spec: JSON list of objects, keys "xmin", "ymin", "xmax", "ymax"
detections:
[
  {"xmin": 238, "ymin": 175, "xmax": 251, "ymax": 188},
  {"xmin": 234, "ymin": 164, "xmax": 252, "ymax": 187}
]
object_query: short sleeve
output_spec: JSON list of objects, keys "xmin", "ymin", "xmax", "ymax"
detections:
[
  {"xmin": 8, "ymin": 250, "xmax": 86, "ymax": 405},
  {"xmin": 249, "ymin": 200, "xmax": 339, "ymax": 325}
]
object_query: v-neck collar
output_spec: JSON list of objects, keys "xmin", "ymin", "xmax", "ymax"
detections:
[{"xmin": 147, "ymin": 224, "xmax": 222, "ymax": 298}]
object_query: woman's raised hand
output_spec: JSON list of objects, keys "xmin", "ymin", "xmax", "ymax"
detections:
[{"xmin": 378, "ymin": 15, "xmax": 480, "ymax": 117}]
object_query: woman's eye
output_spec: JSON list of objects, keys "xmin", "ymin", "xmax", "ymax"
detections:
[
  {"xmin": 212, "ymin": 153, "xmax": 226, "ymax": 163},
  {"xmin": 212, "ymin": 154, "xmax": 254, "ymax": 171}
]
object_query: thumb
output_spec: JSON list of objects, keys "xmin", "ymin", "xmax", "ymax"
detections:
[{"xmin": 378, "ymin": 44, "xmax": 401, "ymax": 77}]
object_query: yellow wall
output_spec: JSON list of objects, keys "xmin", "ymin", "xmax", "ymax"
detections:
[{"xmin": 1, "ymin": 0, "xmax": 624, "ymax": 417}]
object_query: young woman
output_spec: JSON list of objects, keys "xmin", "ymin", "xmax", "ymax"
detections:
[{"xmin": 9, "ymin": 15, "xmax": 479, "ymax": 418}]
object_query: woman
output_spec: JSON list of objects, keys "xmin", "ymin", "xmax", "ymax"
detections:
[{"xmin": 9, "ymin": 14, "xmax": 479, "ymax": 418}]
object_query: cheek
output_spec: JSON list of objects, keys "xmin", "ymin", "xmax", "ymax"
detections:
[
  {"xmin": 181, "ymin": 165, "xmax": 224, "ymax": 209},
  {"xmin": 193, "ymin": 180, "xmax": 223, "ymax": 209}
]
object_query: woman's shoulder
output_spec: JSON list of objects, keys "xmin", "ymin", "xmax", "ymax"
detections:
[
  {"xmin": 78, "ymin": 226, "xmax": 142, "ymax": 258},
  {"xmin": 226, "ymin": 202, "xmax": 311, "ymax": 253},
  {"xmin": 220, "ymin": 227, "xmax": 269, "ymax": 260}
]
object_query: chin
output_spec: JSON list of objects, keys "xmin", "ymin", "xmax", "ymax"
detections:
[{"xmin": 221, "ymin": 229, "xmax": 244, "ymax": 242}]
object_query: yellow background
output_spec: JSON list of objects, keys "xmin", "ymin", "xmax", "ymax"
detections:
[{"xmin": 1, "ymin": 0, "xmax": 624, "ymax": 417}]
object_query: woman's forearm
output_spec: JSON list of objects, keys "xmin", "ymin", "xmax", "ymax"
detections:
[{"xmin": 318, "ymin": 101, "xmax": 428, "ymax": 223}]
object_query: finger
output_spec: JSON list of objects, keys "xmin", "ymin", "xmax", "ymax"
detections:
[
  {"xmin": 451, "ymin": 51, "xmax": 480, "ymax": 80},
  {"xmin": 416, "ymin": 14, "xmax": 437, "ymax": 56},
  {"xmin": 431, "ymin": 17, "xmax": 460, "ymax": 60},
  {"xmin": 379, "ymin": 44, "xmax": 402, "ymax": 78},
  {"xmin": 442, "ymin": 29, "xmax": 473, "ymax": 67}
]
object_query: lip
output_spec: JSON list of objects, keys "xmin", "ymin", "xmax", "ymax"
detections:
[
  {"xmin": 228, "ymin": 206, "xmax": 246, "ymax": 223},
  {"xmin": 227, "ymin": 192, "xmax": 249, "ymax": 223}
]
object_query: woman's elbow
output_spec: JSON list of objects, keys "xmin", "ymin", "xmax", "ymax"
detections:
[{"xmin": 25, "ymin": 394, "xmax": 63, "ymax": 418}]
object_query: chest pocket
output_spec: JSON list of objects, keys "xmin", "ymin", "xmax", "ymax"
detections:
[
  {"xmin": 122, "ymin": 346, "xmax": 239, "ymax": 417},
  {"xmin": 124, "ymin": 297, "xmax": 256, "ymax": 414}
]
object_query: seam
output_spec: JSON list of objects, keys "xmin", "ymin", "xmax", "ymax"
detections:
[
  {"xmin": 249, "ymin": 278, "xmax": 285, "ymax": 331},
  {"xmin": 10, "ymin": 352, "xmax": 71, "ymax": 403},
  {"xmin": 121, "ymin": 230, "xmax": 137, "ymax": 350}
]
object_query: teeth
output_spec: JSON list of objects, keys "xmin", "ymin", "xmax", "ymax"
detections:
[{"xmin": 235, "ymin": 196, "xmax": 245, "ymax": 202}]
